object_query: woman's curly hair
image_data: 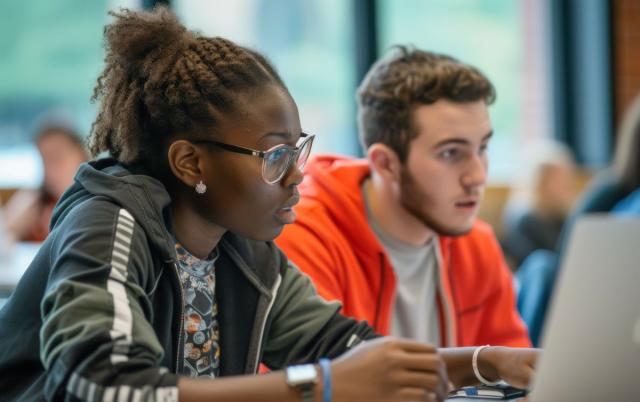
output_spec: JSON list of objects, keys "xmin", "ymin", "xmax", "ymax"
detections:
[
  {"xmin": 357, "ymin": 46, "xmax": 496, "ymax": 162},
  {"xmin": 89, "ymin": 6, "xmax": 285, "ymax": 166}
]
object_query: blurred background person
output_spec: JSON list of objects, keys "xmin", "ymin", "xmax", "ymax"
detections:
[
  {"xmin": 501, "ymin": 139, "xmax": 577, "ymax": 269},
  {"xmin": 516, "ymin": 90, "xmax": 640, "ymax": 346},
  {"xmin": 563, "ymin": 91, "xmax": 640, "ymax": 227},
  {"xmin": 3, "ymin": 121, "xmax": 88, "ymax": 242}
]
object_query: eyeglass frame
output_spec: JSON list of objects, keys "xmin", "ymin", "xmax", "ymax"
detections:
[{"xmin": 191, "ymin": 132, "xmax": 315, "ymax": 184}]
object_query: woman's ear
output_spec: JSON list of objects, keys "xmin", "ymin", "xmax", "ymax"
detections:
[
  {"xmin": 167, "ymin": 140, "xmax": 204, "ymax": 188},
  {"xmin": 367, "ymin": 143, "xmax": 402, "ymax": 183}
]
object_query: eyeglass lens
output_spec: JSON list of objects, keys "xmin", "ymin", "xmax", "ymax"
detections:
[{"xmin": 263, "ymin": 136, "xmax": 313, "ymax": 183}]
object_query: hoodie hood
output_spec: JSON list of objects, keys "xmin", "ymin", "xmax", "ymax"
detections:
[
  {"xmin": 298, "ymin": 154, "xmax": 384, "ymax": 257},
  {"xmin": 279, "ymin": 154, "xmax": 397, "ymax": 333},
  {"xmin": 51, "ymin": 158, "xmax": 176, "ymax": 262}
]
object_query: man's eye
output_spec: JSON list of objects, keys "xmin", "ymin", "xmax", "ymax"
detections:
[{"xmin": 439, "ymin": 149, "xmax": 458, "ymax": 159}]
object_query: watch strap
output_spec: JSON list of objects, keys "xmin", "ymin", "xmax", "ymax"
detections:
[{"xmin": 300, "ymin": 383, "xmax": 314, "ymax": 402}]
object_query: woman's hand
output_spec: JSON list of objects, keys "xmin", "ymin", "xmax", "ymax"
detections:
[
  {"xmin": 331, "ymin": 337, "xmax": 449, "ymax": 402},
  {"xmin": 478, "ymin": 347, "xmax": 541, "ymax": 389}
]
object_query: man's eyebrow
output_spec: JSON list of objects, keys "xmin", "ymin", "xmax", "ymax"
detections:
[
  {"xmin": 482, "ymin": 131, "xmax": 494, "ymax": 141},
  {"xmin": 433, "ymin": 131, "xmax": 493, "ymax": 148}
]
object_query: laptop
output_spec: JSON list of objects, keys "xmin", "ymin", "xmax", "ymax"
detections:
[{"xmin": 529, "ymin": 215, "xmax": 640, "ymax": 401}]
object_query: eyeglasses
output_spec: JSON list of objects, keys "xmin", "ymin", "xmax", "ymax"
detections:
[{"xmin": 192, "ymin": 132, "xmax": 315, "ymax": 184}]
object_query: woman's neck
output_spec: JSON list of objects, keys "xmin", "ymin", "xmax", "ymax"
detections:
[{"xmin": 170, "ymin": 199, "xmax": 226, "ymax": 259}]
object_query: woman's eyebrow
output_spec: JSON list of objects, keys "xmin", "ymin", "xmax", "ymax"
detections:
[{"xmin": 260, "ymin": 131, "xmax": 293, "ymax": 141}]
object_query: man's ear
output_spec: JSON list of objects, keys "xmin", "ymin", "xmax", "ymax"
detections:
[
  {"xmin": 167, "ymin": 140, "xmax": 205, "ymax": 188},
  {"xmin": 367, "ymin": 143, "xmax": 402, "ymax": 183}
]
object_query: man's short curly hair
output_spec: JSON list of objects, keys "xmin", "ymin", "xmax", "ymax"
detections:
[{"xmin": 357, "ymin": 46, "xmax": 496, "ymax": 162}]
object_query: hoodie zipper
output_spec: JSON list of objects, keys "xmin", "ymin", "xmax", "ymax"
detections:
[
  {"xmin": 171, "ymin": 262, "xmax": 185, "ymax": 373},
  {"xmin": 373, "ymin": 253, "xmax": 386, "ymax": 330},
  {"xmin": 435, "ymin": 241, "xmax": 456, "ymax": 347},
  {"xmin": 250, "ymin": 273, "xmax": 282, "ymax": 373},
  {"xmin": 168, "ymin": 240, "xmax": 281, "ymax": 375}
]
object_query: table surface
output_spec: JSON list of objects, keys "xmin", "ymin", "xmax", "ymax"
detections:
[{"xmin": 447, "ymin": 398, "xmax": 524, "ymax": 401}]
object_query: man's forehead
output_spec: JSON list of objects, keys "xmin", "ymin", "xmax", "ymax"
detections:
[{"xmin": 411, "ymin": 100, "xmax": 491, "ymax": 143}]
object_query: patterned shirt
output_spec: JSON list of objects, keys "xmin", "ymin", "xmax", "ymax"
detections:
[{"xmin": 174, "ymin": 242, "xmax": 221, "ymax": 378}]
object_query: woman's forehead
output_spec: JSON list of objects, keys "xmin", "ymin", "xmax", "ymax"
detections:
[{"xmin": 215, "ymin": 85, "xmax": 301, "ymax": 144}]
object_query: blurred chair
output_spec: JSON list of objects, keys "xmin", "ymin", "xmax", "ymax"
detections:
[{"xmin": 515, "ymin": 249, "xmax": 558, "ymax": 346}]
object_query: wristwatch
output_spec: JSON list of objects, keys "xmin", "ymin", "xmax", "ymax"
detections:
[{"xmin": 285, "ymin": 363, "xmax": 318, "ymax": 402}]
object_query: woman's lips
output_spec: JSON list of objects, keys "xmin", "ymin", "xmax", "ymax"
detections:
[
  {"xmin": 275, "ymin": 207, "xmax": 296, "ymax": 224},
  {"xmin": 275, "ymin": 195, "xmax": 300, "ymax": 224}
]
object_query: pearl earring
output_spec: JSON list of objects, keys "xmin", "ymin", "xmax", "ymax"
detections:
[{"xmin": 195, "ymin": 180, "xmax": 207, "ymax": 194}]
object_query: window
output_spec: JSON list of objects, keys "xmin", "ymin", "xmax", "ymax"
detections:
[{"xmin": 0, "ymin": 0, "xmax": 553, "ymax": 187}]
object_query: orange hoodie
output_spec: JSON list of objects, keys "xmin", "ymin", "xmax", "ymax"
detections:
[{"xmin": 277, "ymin": 155, "xmax": 530, "ymax": 347}]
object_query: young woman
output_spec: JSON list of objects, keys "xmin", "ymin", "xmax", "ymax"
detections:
[{"xmin": 0, "ymin": 7, "xmax": 537, "ymax": 402}]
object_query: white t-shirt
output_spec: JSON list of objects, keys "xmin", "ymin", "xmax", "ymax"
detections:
[{"xmin": 365, "ymin": 188, "xmax": 441, "ymax": 346}]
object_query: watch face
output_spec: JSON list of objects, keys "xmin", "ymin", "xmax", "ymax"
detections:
[{"xmin": 286, "ymin": 364, "xmax": 318, "ymax": 386}]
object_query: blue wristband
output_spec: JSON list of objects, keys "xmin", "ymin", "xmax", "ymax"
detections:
[{"xmin": 319, "ymin": 358, "xmax": 332, "ymax": 402}]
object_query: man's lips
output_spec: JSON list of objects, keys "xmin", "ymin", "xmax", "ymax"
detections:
[{"xmin": 455, "ymin": 199, "xmax": 479, "ymax": 208}]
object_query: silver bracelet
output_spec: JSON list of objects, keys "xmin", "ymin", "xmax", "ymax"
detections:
[{"xmin": 472, "ymin": 345, "xmax": 501, "ymax": 386}]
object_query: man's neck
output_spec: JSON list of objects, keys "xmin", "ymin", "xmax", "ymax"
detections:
[{"xmin": 364, "ymin": 175, "xmax": 435, "ymax": 247}]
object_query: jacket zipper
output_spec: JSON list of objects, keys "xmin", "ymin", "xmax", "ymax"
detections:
[
  {"xmin": 171, "ymin": 262, "xmax": 185, "ymax": 373},
  {"xmin": 373, "ymin": 252, "xmax": 386, "ymax": 330},
  {"xmin": 251, "ymin": 273, "xmax": 282, "ymax": 373},
  {"xmin": 435, "ymin": 242, "xmax": 456, "ymax": 347}
]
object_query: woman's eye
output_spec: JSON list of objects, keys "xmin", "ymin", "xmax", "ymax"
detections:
[{"xmin": 268, "ymin": 148, "xmax": 288, "ymax": 162}]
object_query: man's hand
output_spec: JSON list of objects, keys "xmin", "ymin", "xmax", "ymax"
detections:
[
  {"xmin": 478, "ymin": 347, "xmax": 540, "ymax": 389},
  {"xmin": 332, "ymin": 337, "xmax": 449, "ymax": 402}
]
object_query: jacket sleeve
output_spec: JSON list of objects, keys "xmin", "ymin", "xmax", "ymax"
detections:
[
  {"xmin": 40, "ymin": 200, "xmax": 179, "ymax": 402},
  {"xmin": 275, "ymin": 207, "xmax": 346, "ymax": 303},
  {"xmin": 260, "ymin": 261, "xmax": 379, "ymax": 369},
  {"xmin": 474, "ymin": 232, "xmax": 532, "ymax": 348}
]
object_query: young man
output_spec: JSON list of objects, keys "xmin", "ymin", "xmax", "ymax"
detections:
[{"xmin": 277, "ymin": 47, "xmax": 531, "ymax": 348}]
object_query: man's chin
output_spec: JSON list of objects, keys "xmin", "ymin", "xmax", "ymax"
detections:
[
  {"xmin": 428, "ymin": 220, "xmax": 475, "ymax": 237},
  {"xmin": 438, "ymin": 227, "xmax": 473, "ymax": 237}
]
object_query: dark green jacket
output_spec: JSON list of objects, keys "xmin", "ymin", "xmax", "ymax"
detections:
[{"xmin": 0, "ymin": 159, "xmax": 375, "ymax": 401}]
